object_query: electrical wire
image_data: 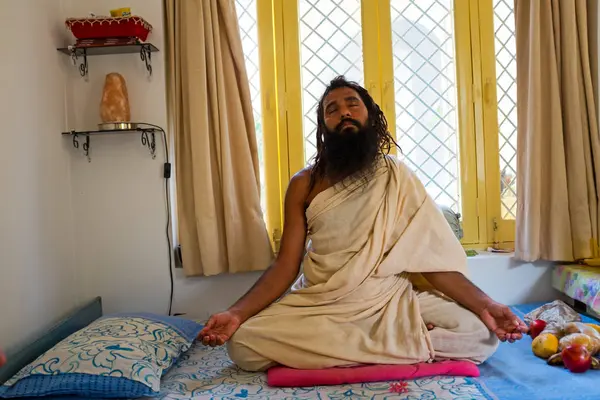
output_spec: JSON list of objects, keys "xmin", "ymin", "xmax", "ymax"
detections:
[{"xmin": 134, "ymin": 122, "xmax": 174, "ymax": 316}]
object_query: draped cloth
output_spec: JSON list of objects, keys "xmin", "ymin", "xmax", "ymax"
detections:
[{"xmin": 228, "ymin": 156, "xmax": 477, "ymax": 369}]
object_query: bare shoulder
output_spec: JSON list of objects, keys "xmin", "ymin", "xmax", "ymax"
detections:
[
  {"xmin": 291, "ymin": 166, "xmax": 313, "ymax": 182},
  {"xmin": 282, "ymin": 168, "xmax": 312, "ymax": 226},
  {"xmin": 288, "ymin": 167, "xmax": 313, "ymax": 196}
]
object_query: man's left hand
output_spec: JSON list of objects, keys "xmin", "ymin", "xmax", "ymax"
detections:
[{"xmin": 478, "ymin": 301, "xmax": 529, "ymax": 342}]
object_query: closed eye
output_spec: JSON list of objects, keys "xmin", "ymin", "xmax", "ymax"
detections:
[
  {"xmin": 326, "ymin": 105, "xmax": 338, "ymax": 115},
  {"xmin": 346, "ymin": 97, "xmax": 361, "ymax": 106}
]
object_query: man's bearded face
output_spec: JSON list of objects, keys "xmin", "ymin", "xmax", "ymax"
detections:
[{"xmin": 320, "ymin": 87, "xmax": 379, "ymax": 180}]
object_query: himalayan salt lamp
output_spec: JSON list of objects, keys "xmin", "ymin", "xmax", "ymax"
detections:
[{"xmin": 100, "ymin": 72, "xmax": 131, "ymax": 123}]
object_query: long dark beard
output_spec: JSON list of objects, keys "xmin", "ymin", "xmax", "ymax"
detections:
[{"xmin": 321, "ymin": 120, "xmax": 380, "ymax": 183}]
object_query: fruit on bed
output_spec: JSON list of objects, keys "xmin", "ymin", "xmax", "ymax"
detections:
[
  {"xmin": 532, "ymin": 333, "xmax": 559, "ymax": 359},
  {"xmin": 561, "ymin": 345, "xmax": 592, "ymax": 373},
  {"xmin": 547, "ymin": 353, "xmax": 600, "ymax": 369},
  {"xmin": 534, "ymin": 321, "xmax": 600, "ymax": 357},
  {"xmin": 558, "ymin": 322, "xmax": 600, "ymax": 356},
  {"xmin": 545, "ymin": 326, "xmax": 600, "ymax": 373},
  {"xmin": 558, "ymin": 333, "xmax": 600, "ymax": 355},
  {"xmin": 548, "ymin": 352, "xmax": 600, "ymax": 368},
  {"xmin": 523, "ymin": 300, "xmax": 582, "ymax": 331},
  {"xmin": 525, "ymin": 301, "xmax": 600, "ymax": 372},
  {"xmin": 561, "ymin": 322, "xmax": 600, "ymax": 339},
  {"xmin": 528, "ymin": 319, "xmax": 547, "ymax": 339}
]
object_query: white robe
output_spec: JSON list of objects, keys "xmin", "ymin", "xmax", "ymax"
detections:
[{"xmin": 227, "ymin": 156, "xmax": 492, "ymax": 370}]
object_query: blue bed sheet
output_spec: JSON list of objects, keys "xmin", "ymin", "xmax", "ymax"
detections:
[{"xmin": 474, "ymin": 303, "xmax": 600, "ymax": 400}]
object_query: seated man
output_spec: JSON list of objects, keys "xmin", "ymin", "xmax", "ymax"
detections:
[{"xmin": 199, "ymin": 76, "xmax": 528, "ymax": 372}]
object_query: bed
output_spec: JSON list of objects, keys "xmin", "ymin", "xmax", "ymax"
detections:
[
  {"xmin": 1, "ymin": 298, "xmax": 598, "ymax": 400},
  {"xmin": 552, "ymin": 264, "xmax": 600, "ymax": 316}
]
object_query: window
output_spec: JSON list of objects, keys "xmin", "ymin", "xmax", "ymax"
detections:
[
  {"xmin": 297, "ymin": 0, "xmax": 365, "ymax": 165},
  {"xmin": 390, "ymin": 0, "xmax": 461, "ymax": 213},
  {"xmin": 234, "ymin": 0, "xmax": 517, "ymax": 248},
  {"xmin": 493, "ymin": 0, "xmax": 518, "ymax": 222},
  {"xmin": 234, "ymin": 0, "xmax": 266, "ymax": 216}
]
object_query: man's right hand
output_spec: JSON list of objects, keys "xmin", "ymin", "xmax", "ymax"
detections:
[
  {"xmin": 197, "ymin": 311, "xmax": 242, "ymax": 347},
  {"xmin": 196, "ymin": 171, "xmax": 309, "ymax": 348}
]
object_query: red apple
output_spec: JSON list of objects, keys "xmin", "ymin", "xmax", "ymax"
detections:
[
  {"xmin": 528, "ymin": 319, "xmax": 547, "ymax": 339},
  {"xmin": 562, "ymin": 344, "xmax": 592, "ymax": 373}
]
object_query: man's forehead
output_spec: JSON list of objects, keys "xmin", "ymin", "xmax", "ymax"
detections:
[{"xmin": 323, "ymin": 87, "xmax": 362, "ymax": 106}]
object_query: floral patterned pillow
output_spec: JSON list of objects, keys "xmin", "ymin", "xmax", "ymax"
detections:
[{"xmin": 0, "ymin": 313, "xmax": 203, "ymax": 399}]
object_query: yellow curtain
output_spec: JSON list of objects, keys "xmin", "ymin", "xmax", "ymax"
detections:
[
  {"xmin": 164, "ymin": 0, "xmax": 274, "ymax": 276},
  {"xmin": 514, "ymin": 0, "xmax": 600, "ymax": 262}
]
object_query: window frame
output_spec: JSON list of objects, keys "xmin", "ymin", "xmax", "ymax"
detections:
[
  {"xmin": 476, "ymin": 0, "xmax": 516, "ymax": 247},
  {"xmin": 251, "ymin": 0, "xmax": 516, "ymax": 250}
]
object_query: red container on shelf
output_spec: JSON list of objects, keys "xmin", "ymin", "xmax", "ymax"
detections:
[{"xmin": 65, "ymin": 16, "xmax": 153, "ymax": 42}]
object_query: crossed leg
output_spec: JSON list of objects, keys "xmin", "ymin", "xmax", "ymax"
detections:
[{"xmin": 417, "ymin": 289, "xmax": 499, "ymax": 364}]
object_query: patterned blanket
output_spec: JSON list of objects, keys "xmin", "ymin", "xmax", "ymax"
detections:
[{"xmin": 155, "ymin": 343, "xmax": 488, "ymax": 400}]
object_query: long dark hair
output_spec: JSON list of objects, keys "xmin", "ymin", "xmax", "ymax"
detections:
[{"xmin": 309, "ymin": 76, "xmax": 398, "ymax": 189}]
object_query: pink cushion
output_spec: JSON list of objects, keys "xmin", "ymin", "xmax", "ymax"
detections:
[{"xmin": 267, "ymin": 361, "xmax": 480, "ymax": 387}]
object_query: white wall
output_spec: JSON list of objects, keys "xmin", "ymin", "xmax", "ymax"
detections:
[
  {"xmin": 467, "ymin": 252, "xmax": 556, "ymax": 306},
  {"xmin": 0, "ymin": 0, "xmax": 82, "ymax": 350},
  {"xmin": 61, "ymin": 0, "xmax": 172, "ymax": 315}
]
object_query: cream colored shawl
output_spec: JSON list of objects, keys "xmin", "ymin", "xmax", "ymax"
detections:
[{"xmin": 236, "ymin": 155, "xmax": 468, "ymax": 369}]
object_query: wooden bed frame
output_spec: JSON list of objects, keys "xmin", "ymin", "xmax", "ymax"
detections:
[{"xmin": 0, "ymin": 297, "xmax": 103, "ymax": 385}]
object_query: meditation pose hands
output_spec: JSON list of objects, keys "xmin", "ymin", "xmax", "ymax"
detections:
[
  {"xmin": 199, "ymin": 311, "xmax": 241, "ymax": 347},
  {"xmin": 422, "ymin": 271, "xmax": 528, "ymax": 343},
  {"xmin": 479, "ymin": 301, "xmax": 529, "ymax": 342}
]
